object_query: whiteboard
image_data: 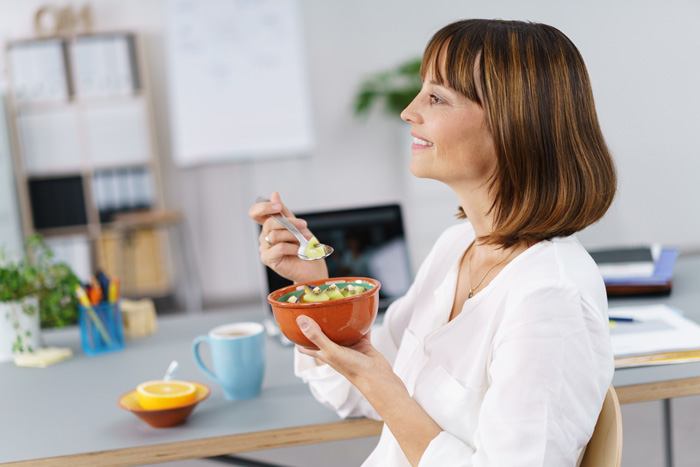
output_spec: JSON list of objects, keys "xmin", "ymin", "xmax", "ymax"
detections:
[{"xmin": 165, "ymin": 0, "xmax": 314, "ymax": 166}]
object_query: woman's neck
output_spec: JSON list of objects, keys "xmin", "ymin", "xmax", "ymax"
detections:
[
  {"xmin": 454, "ymin": 185, "xmax": 515, "ymax": 262},
  {"xmin": 455, "ymin": 184, "xmax": 493, "ymax": 236}
]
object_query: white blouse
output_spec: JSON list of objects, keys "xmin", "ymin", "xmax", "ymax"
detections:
[{"xmin": 294, "ymin": 222, "xmax": 614, "ymax": 466}]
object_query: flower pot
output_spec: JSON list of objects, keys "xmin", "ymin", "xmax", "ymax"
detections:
[{"xmin": 0, "ymin": 296, "xmax": 40, "ymax": 362}]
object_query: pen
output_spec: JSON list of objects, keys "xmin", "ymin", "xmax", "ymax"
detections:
[
  {"xmin": 609, "ymin": 316, "xmax": 637, "ymax": 323},
  {"xmin": 88, "ymin": 279, "xmax": 103, "ymax": 305},
  {"xmin": 76, "ymin": 285, "xmax": 113, "ymax": 345},
  {"xmin": 108, "ymin": 278, "xmax": 120, "ymax": 304},
  {"xmin": 96, "ymin": 270, "xmax": 110, "ymax": 301}
]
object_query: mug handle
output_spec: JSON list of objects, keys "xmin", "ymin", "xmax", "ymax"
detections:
[{"xmin": 192, "ymin": 335, "xmax": 219, "ymax": 384}]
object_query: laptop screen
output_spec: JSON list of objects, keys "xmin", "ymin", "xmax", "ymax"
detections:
[{"xmin": 262, "ymin": 204, "xmax": 413, "ymax": 313}]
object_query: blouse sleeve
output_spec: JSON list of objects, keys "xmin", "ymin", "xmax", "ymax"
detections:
[
  {"xmin": 419, "ymin": 282, "xmax": 612, "ymax": 466},
  {"xmin": 294, "ymin": 241, "xmax": 438, "ymax": 420}
]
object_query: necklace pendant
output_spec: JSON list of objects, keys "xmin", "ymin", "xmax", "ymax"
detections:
[{"xmin": 468, "ymin": 289, "xmax": 474, "ymax": 299}]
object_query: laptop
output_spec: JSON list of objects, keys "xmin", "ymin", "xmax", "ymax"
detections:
[{"xmin": 262, "ymin": 203, "xmax": 413, "ymax": 313}]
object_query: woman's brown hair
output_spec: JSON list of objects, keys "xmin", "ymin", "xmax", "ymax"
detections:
[{"xmin": 422, "ymin": 19, "xmax": 616, "ymax": 247}]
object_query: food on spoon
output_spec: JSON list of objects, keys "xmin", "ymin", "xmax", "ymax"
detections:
[{"xmin": 303, "ymin": 236, "xmax": 326, "ymax": 259}]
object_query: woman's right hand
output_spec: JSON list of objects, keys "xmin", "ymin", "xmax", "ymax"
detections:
[{"xmin": 249, "ymin": 192, "xmax": 329, "ymax": 284}]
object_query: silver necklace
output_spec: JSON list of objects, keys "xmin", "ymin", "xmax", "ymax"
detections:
[{"xmin": 467, "ymin": 246, "xmax": 515, "ymax": 299}]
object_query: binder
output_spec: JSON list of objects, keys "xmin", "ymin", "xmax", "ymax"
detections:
[
  {"xmin": 28, "ymin": 176, "xmax": 87, "ymax": 229},
  {"xmin": 72, "ymin": 34, "xmax": 138, "ymax": 98},
  {"xmin": 605, "ymin": 248, "xmax": 678, "ymax": 296},
  {"xmin": 7, "ymin": 39, "xmax": 70, "ymax": 103}
]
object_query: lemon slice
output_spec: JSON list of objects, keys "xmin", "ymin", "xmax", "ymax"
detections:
[{"xmin": 136, "ymin": 380, "xmax": 197, "ymax": 410}]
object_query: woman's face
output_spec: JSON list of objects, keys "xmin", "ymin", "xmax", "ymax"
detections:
[{"xmin": 400, "ymin": 66, "xmax": 497, "ymax": 188}]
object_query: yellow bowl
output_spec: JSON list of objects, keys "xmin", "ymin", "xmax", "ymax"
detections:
[{"xmin": 136, "ymin": 380, "xmax": 197, "ymax": 411}]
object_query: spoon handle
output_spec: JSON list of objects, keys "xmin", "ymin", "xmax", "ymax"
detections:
[
  {"xmin": 271, "ymin": 214, "xmax": 307, "ymax": 246},
  {"xmin": 163, "ymin": 360, "xmax": 179, "ymax": 381},
  {"xmin": 255, "ymin": 197, "xmax": 307, "ymax": 246}
]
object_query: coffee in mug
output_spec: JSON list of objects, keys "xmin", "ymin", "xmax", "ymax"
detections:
[{"xmin": 218, "ymin": 330, "xmax": 249, "ymax": 338}]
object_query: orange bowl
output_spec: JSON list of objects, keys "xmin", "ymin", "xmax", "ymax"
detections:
[
  {"xmin": 119, "ymin": 382, "xmax": 210, "ymax": 428},
  {"xmin": 267, "ymin": 277, "xmax": 381, "ymax": 349}
]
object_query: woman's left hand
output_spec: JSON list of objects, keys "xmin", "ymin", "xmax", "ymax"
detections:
[{"xmin": 295, "ymin": 315, "xmax": 401, "ymax": 395}]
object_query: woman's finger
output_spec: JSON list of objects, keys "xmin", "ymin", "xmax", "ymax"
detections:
[
  {"xmin": 263, "ymin": 229, "xmax": 306, "ymax": 246},
  {"xmin": 260, "ymin": 242, "xmax": 300, "ymax": 265},
  {"xmin": 296, "ymin": 345, "xmax": 322, "ymax": 359},
  {"xmin": 248, "ymin": 199, "xmax": 283, "ymax": 224},
  {"xmin": 260, "ymin": 216, "xmax": 307, "ymax": 236},
  {"xmin": 269, "ymin": 191, "xmax": 296, "ymax": 219},
  {"xmin": 296, "ymin": 315, "xmax": 337, "ymax": 353}
]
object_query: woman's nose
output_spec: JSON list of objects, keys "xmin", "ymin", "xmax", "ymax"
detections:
[{"xmin": 400, "ymin": 100, "xmax": 422, "ymax": 124}]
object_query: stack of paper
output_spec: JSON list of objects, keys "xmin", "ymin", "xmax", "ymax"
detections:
[
  {"xmin": 611, "ymin": 305, "xmax": 700, "ymax": 368},
  {"xmin": 13, "ymin": 347, "xmax": 73, "ymax": 368}
]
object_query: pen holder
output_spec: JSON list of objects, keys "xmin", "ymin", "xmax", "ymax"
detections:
[{"xmin": 79, "ymin": 302, "xmax": 125, "ymax": 356}]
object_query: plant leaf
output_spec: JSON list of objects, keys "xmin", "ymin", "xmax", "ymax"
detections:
[{"xmin": 354, "ymin": 89, "xmax": 377, "ymax": 116}]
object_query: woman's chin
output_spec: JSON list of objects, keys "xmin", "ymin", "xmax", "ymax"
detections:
[{"xmin": 409, "ymin": 161, "xmax": 433, "ymax": 180}]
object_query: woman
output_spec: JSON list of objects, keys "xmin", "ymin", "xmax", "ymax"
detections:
[{"xmin": 249, "ymin": 19, "xmax": 616, "ymax": 467}]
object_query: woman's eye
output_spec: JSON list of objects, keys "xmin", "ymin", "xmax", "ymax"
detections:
[{"xmin": 429, "ymin": 94, "xmax": 442, "ymax": 105}]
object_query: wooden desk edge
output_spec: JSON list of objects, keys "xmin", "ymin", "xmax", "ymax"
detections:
[
  {"xmin": 615, "ymin": 375, "xmax": 700, "ymax": 404},
  {"xmin": 9, "ymin": 377, "xmax": 700, "ymax": 466},
  {"xmin": 1, "ymin": 418, "xmax": 383, "ymax": 467}
]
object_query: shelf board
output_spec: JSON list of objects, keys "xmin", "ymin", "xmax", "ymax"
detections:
[
  {"xmin": 122, "ymin": 285, "xmax": 174, "ymax": 299},
  {"xmin": 14, "ymin": 99, "xmax": 75, "ymax": 113},
  {"xmin": 34, "ymin": 224, "xmax": 90, "ymax": 238},
  {"xmin": 90, "ymin": 159, "xmax": 152, "ymax": 172},
  {"xmin": 25, "ymin": 168, "xmax": 87, "ymax": 179},
  {"xmin": 25, "ymin": 160, "xmax": 153, "ymax": 178},
  {"xmin": 76, "ymin": 91, "xmax": 144, "ymax": 105},
  {"xmin": 14, "ymin": 91, "xmax": 143, "ymax": 113}
]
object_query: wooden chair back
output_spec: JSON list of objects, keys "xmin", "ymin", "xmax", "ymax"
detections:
[{"xmin": 580, "ymin": 386, "xmax": 623, "ymax": 467}]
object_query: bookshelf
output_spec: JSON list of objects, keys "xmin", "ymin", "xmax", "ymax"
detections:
[{"xmin": 4, "ymin": 31, "xmax": 174, "ymax": 298}]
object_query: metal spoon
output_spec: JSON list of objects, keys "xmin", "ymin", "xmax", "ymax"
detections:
[
  {"xmin": 163, "ymin": 360, "xmax": 179, "ymax": 381},
  {"xmin": 255, "ymin": 196, "xmax": 333, "ymax": 261}
]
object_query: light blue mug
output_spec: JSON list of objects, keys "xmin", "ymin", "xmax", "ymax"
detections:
[{"xmin": 192, "ymin": 322, "xmax": 265, "ymax": 400}]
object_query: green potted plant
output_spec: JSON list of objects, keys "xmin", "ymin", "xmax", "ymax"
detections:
[
  {"xmin": 0, "ymin": 250, "xmax": 40, "ymax": 360},
  {"xmin": 353, "ymin": 57, "xmax": 422, "ymax": 118},
  {"xmin": 25, "ymin": 235, "xmax": 81, "ymax": 328},
  {"xmin": 0, "ymin": 235, "xmax": 80, "ymax": 361}
]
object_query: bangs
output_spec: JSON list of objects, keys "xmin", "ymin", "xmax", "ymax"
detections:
[{"xmin": 419, "ymin": 23, "xmax": 484, "ymax": 105}]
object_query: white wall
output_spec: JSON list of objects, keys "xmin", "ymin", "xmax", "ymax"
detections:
[
  {"xmin": 1, "ymin": 0, "xmax": 699, "ymax": 303},
  {"xmin": 0, "ymin": 95, "xmax": 22, "ymax": 259}
]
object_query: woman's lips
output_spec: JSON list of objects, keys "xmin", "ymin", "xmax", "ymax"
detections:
[{"xmin": 411, "ymin": 135, "xmax": 434, "ymax": 150}]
